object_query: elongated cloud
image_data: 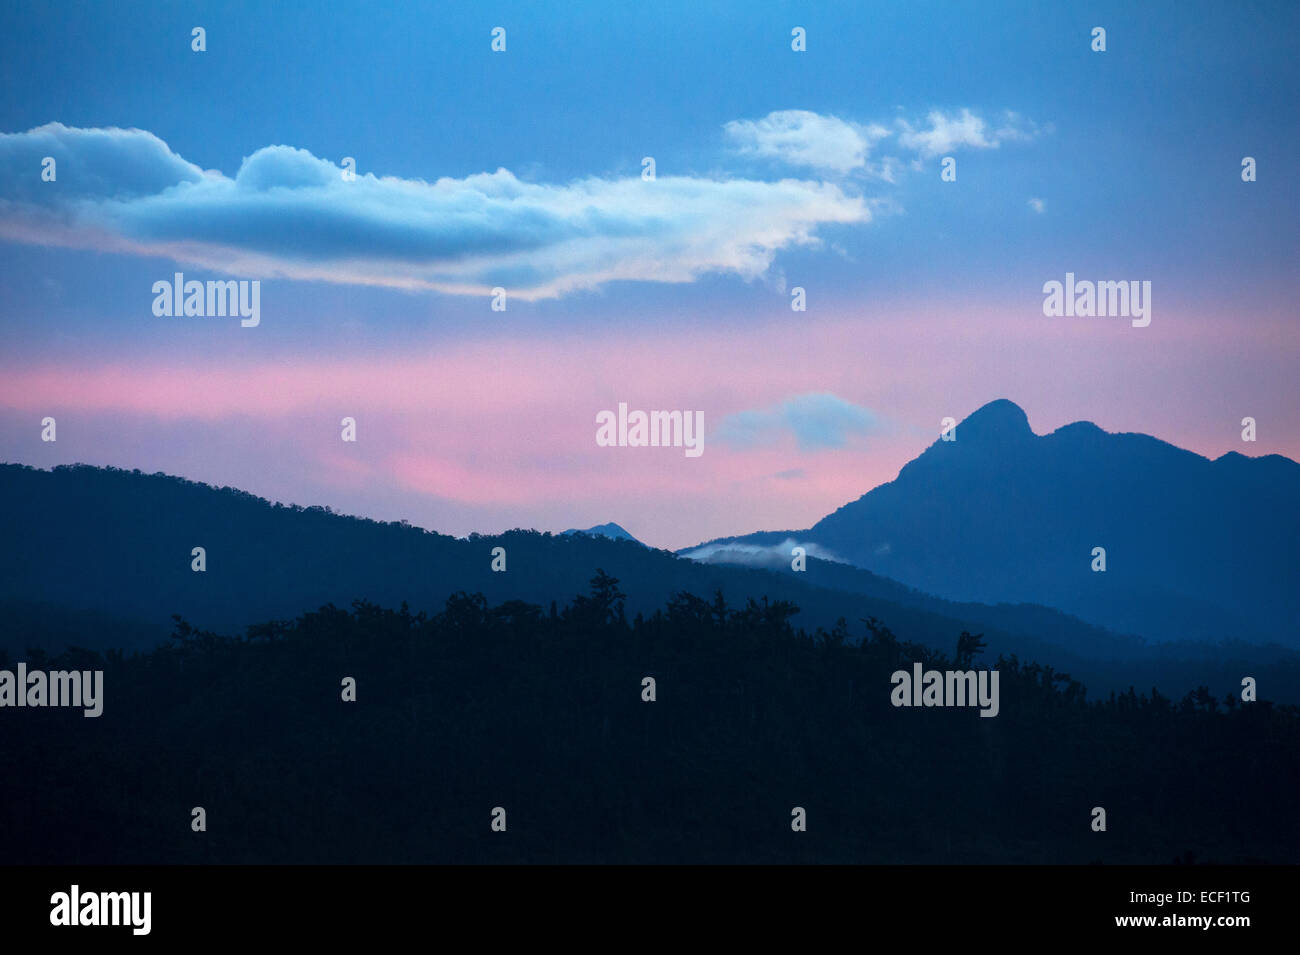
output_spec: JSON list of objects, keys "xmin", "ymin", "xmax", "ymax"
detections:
[
  {"xmin": 0, "ymin": 123, "xmax": 869, "ymax": 300},
  {"xmin": 678, "ymin": 537, "xmax": 847, "ymax": 567}
]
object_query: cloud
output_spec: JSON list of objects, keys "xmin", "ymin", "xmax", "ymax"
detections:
[
  {"xmin": 723, "ymin": 110, "xmax": 889, "ymax": 175},
  {"xmin": 717, "ymin": 392, "xmax": 884, "ymax": 451},
  {"xmin": 0, "ymin": 123, "xmax": 870, "ymax": 301},
  {"xmin": 679, "ymin": 537, "xmax": 847, "ymax": 567},
  {"xmin": 0, "ymin": 123, "xmax": 205, "ymax": 203},
  {"xmin": 1028, "ymin": 197, "xmax": 1046, "ymax": 213},
  {"xmin": 896, "ymin": 108, "xmax": 1039, "ymax": 158},
  {"xmin": 725, "ymin": 108, "xmax": 1042, "ymax": 176}
]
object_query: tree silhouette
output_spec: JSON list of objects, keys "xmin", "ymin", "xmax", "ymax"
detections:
[
  {"xmin": 955, "ymin": 630, "xmax": 987, "ymax": 667},
  {"xmin": 2, "ymin": 572, "xmax": 1297, "ymax": 865}
]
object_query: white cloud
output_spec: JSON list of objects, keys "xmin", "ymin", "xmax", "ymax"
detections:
[
  {"xmin": 1028, "ymin": 197, "xmax": 1046, "ymax": 213},
  {"xmin": 0, "ymin": 123, "xmax": 870, "ymax": 301},
  {"xmin": 723, "ymin": 110, "xmax": 888, "ymax": 175},
  {"xmin": 896, "ymin": 108, "xmax": 1038, "ymax": 158},
  {"xmin": 679, "ymin": 537, "xmax": 847, "ymax": 567},
  {"xmin": 0, "ymin": 113, "xmax": 1044, "ymax": 298},
  {"xmin": 726, "ymin": 107, "xmax": 1042, "ymax": 176}
]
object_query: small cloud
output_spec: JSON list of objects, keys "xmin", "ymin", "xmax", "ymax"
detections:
[
  {"xmin": 723, "ymin": 107, "xmax": 1041, "ymax": 178},
  {"xmin": 680, "ymin": 537, "xmax": 847, "ymax": 567},
  {"xmin": 771, "ymin": 468, "xmax": 807, "ymax": 480},
  {"xmin": 896, "ymin": 108, "xmax": 1039, "ymax": 158},
  {"xmin": 872, "ymin": 155, "xmax": 904, "ymax": 184},
  {"xmin": 724, "ymin": 110, "xmax": 889, "ymax": 175},
  {"xmin": 1028, "ymin": 197, "xmax": 1046, "ymax": 213},
  {"xmin": 717, "ymin": 392, "xmax": 885, "ymax": 451}
]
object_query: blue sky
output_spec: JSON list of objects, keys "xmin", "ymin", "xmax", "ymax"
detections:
[{"xmin": 3, "ymin": 2, "xmax": 1295, "ymax": 329}]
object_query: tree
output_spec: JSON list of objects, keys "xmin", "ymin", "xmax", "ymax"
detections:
[
  {"xmin": 955, "ymin": 631, "xmax": 987, "ymax": 668},
  {"xmin": 588, "ymin": 568, "xmax": 626, "ymax": 626}
]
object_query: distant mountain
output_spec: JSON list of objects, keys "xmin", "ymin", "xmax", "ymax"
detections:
[
  {"xmin": 561, "ymin": 522, "xmax": 641, "ymax": 544},
  {"xmin": 683, "ymin": 399, "xmax": 1300, "ymax": 647}
]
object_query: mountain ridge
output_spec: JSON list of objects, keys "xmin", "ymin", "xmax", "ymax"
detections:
[
  {"xmin": 2, "ymin": 457, "xmax": 1298, "ymax": 701},
  {"xmin": 684, "ymin": 399, "xmax": 1300, "ymax": 647}
]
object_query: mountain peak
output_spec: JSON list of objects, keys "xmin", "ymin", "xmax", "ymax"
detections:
[
  {"xmin": 561, "ymin": 522, "xmax": 641, "ymax": 544},
  {"xmin": 957, "ymin": 399, "xmax": 1033, "ymax": 442},
  {"xmin": 1049, "ymin": 420, "xmax": 1107, "ymax": 439}
]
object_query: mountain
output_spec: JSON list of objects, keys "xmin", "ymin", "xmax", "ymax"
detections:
[
  {"xmin": 0, "ymin": 463, "xmax": 1101, "ymax": 668},
  {"xmin": 684, "ymin": 399, "xmax": 1300, "ymax": 647},
  {"xmin": 561, "ymin": 522, "xmax": 641, "ymax": 543},
  {"xmin": 2, "ymin": 460, "xmax": 1298, "ymax": 703}
]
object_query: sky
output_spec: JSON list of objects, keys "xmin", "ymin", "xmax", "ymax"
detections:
[{"xmin": 1, "ymin": 0, "xmax": 1297, "ymax": 550}]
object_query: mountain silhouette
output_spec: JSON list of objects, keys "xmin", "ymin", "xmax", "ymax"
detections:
[
  {"xmin": 685, "ymin": 399, "xmax": 1300, "ymax": 647},
  {"xmin": 0, "ymin": 462, "xmax": 1108, "ymax": 670},
  {"xmin": 2, "ymin": 459, "xmax": 1298, "ymax": 702},
  {"xmin": 561, "ymin": 522, "xmax": 641, "ymax": 543}
]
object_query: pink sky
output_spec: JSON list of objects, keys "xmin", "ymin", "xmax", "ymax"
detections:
[{"xmin": 2, "ymin": 301, "xmax": 1297, "ymax": 550}]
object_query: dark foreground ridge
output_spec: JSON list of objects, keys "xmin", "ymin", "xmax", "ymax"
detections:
[{"xmin": 4, "ymin": 572, "xmax": 1297, "ymax": 864}]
